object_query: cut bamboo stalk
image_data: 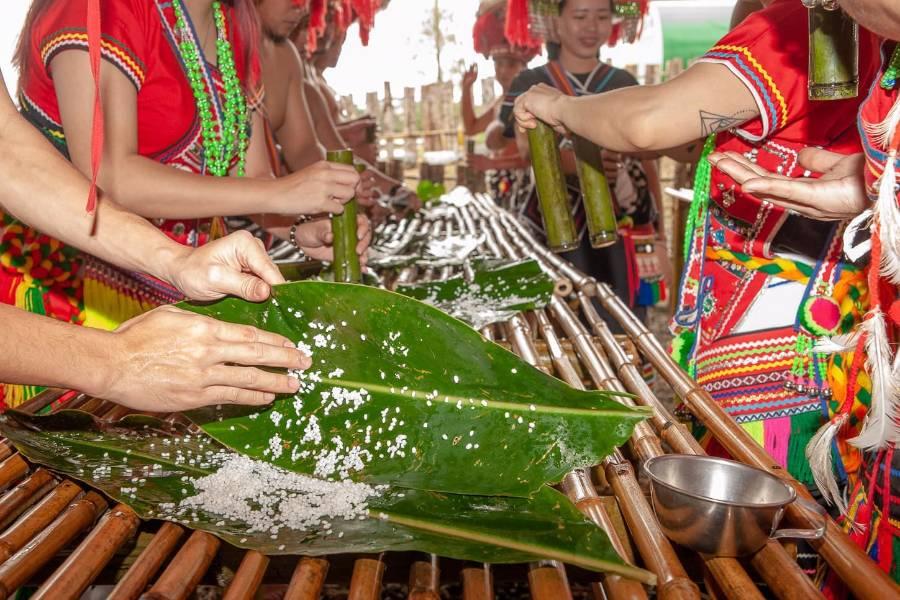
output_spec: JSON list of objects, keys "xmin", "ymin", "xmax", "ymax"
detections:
[
  {"xmin": 526, "ymin": 121, "xmax": 578, "ymax": 252},
  {"xmin": 408, "ymin": 556, "xmax": 440, "ymax": 600},
  {"xmin": 702, "ymin": 558, "xmax": 764, "ymax": 600},
  {"xmin": 30, "ymin": 504, "xmax": 140, "ymax": 600},
  {"xmin": 0, "ymin": 491, "xmax": 106, "ymax": 600},
  {"xmin": 0, "ymin": 480, "xmax": 82, "ymax": 564},
  {"xmin": 0, "ymin": 455, "xmax": 29, "ymax": 493},
  {"xmin": 222, "ymin": 551, "xmax": 270, "ymax": 600},
  {"xmin": 327, "ymin": 149, "xmax": 362, "ymax": 283},
  {"xmin": 347, "ymin": 556, "xmax": 385, "ymax": 600},
  {"xmin": 591, "ymin": 282, "xmax": 900, "ymax": 599},
  {"xmin": 528, "ymin": 562, "xmax": 574, "ymax": 600},
  {"xmin": 0, "ymin": 469, "xmax": 56, "ymax": 531},
  {"xmin": 461, "ymin": 565, "xmax": 494, "ymax": 600},
  {"xmin": 284, "ymin": 557, "xmax": 329, "ymax": 600},
  {"xmin": 108, "ymin": 522, "xmax": 186, "ymax": 600},
  {"xmin": 142, "ymin": 530, "xmax": 220, "ymax": 600}
]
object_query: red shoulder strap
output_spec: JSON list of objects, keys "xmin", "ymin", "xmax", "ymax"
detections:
[
  {"xmin": 86, "ymin": 0, "xmax": 103, "ymax": 217},
  {"xmin": 546, "ymin": 61, "xmax": 576, "ymax": 97}
]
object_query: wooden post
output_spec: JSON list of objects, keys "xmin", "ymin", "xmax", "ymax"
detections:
[{"xmin": 404, "ymin": 86, "xmax": 417, "ymax": 167}]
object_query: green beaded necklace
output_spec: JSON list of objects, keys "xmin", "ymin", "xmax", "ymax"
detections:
[
  {"xmin": 173, "ymin": 0, "xmax": 248, "ymax": 177},
  {"xmin": 880, "ymin": 44, "xmax": 900, "ymax": 90}
]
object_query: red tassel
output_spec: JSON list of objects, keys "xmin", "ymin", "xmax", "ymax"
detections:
[
  {"xmin": 505, "ymin": 0, "xmax": 532, "ymax": 49},
  {"xmin": 306, "ymin": 0, "xmax": 327, "ymax": 55},
  {"xmin": 351, "ymin": 0, "xmax": 380, "ymax": 46},
  {"xmin": 86, "ymin": 0, "xmax": 103, "ymax": 218}
]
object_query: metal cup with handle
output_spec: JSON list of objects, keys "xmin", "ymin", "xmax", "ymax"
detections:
[{"xmin": 644, "ymin": 455, "xmax": 827, "ymax": 557}]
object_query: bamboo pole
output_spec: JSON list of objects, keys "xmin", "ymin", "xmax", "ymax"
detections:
[
  {"xmin": 591, "ymin": 282, "xmax": 900, "ymax": 599},
  {"xmin": 328, "ymin": 149, "xmax": 362, "ymax": 283},
  {"xmin": 0, "ymin": 455, "xmax": 29, "ymax": 493},
  {"xmin": 408, "ymin": 556, "xmax": 440, "ymax": 600},
  {"xmin": 0, "ymin": 479, "xmax": 82, "ymax": 564},
  {"xmin": 505, "ymin": 312, "xmax": 650, "ymax": 600},
  {"xmin": 31, "ymin": 504, "xmax": 140, "ymax": 600},
  {"xmin": 461, "ymin": 565, "xmax": 494, "ymax": 600},
  {"xmin": 528, "ymin": 561, "xmax": 574, "ymax": 600},
  {"xmin": 284, "ymin": 557, "xmax": 329, "ymax": 600},
  {"xmin": 0, "ymin": 469, "xmax": 56, "ymax": 531},
  {"xmin": 222, "ymin": 551, "xmax": 270, "ymax": 600},
  {"xmin": 347, "ymin": 556, "xmax": 385, "ymax": 600},
  {"xmin": 142, "ymin": 530, "xmax": 220, "ymax": 600},
  {"xmin": 108, "ymin": 522, "xmax": 186, "ymax": 600},
  {"xmin": 0, "ymin": 491, "xmax": 106, "ymax": 600}
]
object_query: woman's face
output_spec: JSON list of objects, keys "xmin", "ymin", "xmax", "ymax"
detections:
[
  {"xmin": 841, "ymin": 0, "xmax": 900, "ymax": 41},
  {"xmin": 556, "ymin": 0, "xmax": 613, "ymax": 60}
]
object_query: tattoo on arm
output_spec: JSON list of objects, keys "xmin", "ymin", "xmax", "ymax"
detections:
[{"xmin": 699, "ymin": 109, "xmax": 756, "ymax": 137}]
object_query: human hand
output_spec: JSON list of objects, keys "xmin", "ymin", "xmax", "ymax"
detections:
[
  {"xmin": 462, "ymin": 64, "xmax": 478, "ymax": 89},
  {"xmin": 356, "ymin": 168, "xmax": 378, "ymax": 208},
  {"xmin": 709, "ymin": 149, "xmax": 867, "ymax": 221},
  {"xmin": 102, "ymin": 306, "xmax": 310, "ymax": 411},
  {"xmin": 514, "ymin": 84, "xmax": 569, "ymax": 135},
  {"xmin": 274, "ymin": 161, "xmax": 360, "ymax": 215},
  {"xmin": 293, "ymin": 216, "xmax": 372, "ymax": 265},
  {"xmin": 165, "ymin": 230, "xmax": 284, "ymax": 303},
  {"xmin": 339, "ymin": 118, "xmax": 376, "ymax": 147}
]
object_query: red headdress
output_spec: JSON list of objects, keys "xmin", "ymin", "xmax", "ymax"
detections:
[
  {"xmin": 475, "ymin": 1, "xmax": 542, "ymax": 63},
  {"xmin": 505, "ymin": 0, "xmax": 648, "ymax": 49}
]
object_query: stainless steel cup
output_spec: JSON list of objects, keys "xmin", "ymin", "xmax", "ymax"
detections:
[{"xmin": 644, "ymin": 455, "xmax": 826, "ymax": 557}]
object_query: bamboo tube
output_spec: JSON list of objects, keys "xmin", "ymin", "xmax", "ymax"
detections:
[
  {"xmin": 0, "ymin": 491, "xmax": 106, "ymax": 600},
  {"xmin": 408, "ymin": 556, "xmax": 440, "ymax": 600},
  {"xmin": 461, "ymin": 565, "xmax": 494, "ymax": 600},
  {"xmin": 0, "ymin": 480, "xmax": 82, "ymax": 564},
  {"xmin": 528, "ymin": 562, "xmax": 573, "ymax": 600},
  {"xmin": 0, "ymin": 469, "xmax": 56, "ymax": 531},
  {"xmin": 222, "ymin": 551, "xmax": 270, "ymax": 600},
  {"xmin": 592, "ymin": 283, "xmax": 900, "ymax": 599},
  {"xmin": 31, "ymin": 504, "xmax": 140, "ymax": 600},
  {"xmin": 328, "ymin": 149, "xmax": 362, "ymax": 283},
  {"xmin": 0, "ymin": 455, "xmax": 29, "ymax": 493},
  {"xmin": 481, "ymin": 221, "xmax": 572, "ymax": 296},
  {"xmin": 808, "ymin": 5, "xmax": 858, "ymax": 100},
  {"xmin": 14, "ymin": 388, "xmax": 73, "ymax": 415},
  {"xmin": 0, "ymin": 444, "xmax": 11, "ymax": 464},
  {"xmin": 347, "ymin": 556, "xmax": 385, "ymax": 600},
  {"xmin": 527, "ymin": 121, "xmax": 578, "ymax": 252},
  {"xmin": 574, "ymin": 137, "xmax": 618, "ymax": 248},
  {"xmin": 284, "ymin": 557, "xmax": 329, "ymax": 600},
  {"xmin": 142, "ymin": 531, "xmax": 220, "ymax": 600},
  {"xmin": 108, "ymin": 522, "xmax": 186, "ymax": 600}
]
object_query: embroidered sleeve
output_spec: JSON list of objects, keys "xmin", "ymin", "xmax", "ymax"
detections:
[
  {"xmin": 39, "ymin": 0, "xmax": 147, "ymax": 91},
  {"xmin": 696, "ymin": 1, "xmax": 799, "ymax": 142}
]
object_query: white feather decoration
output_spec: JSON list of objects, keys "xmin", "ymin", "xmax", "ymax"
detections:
[
  {"xmin": 864, "ymin": 96, "xmax": 900, "ymax": 149},
  {"xmin": 806, "ymin": 413, "xmax": 849, "ymax": 516},
  {"xmin": 843, "ymin": 209, "xmax": 873, "ymax": 264},
  {"xmin": 875, "ymin": 156, "xmax": 900, "ymax": 285},
  {"xmin": 850, "ymin": 308, "xmax": 898, "ymax": 450},
  {"xmin": 812, "ymin": 332, "xmax": 861, "ymax": 355}
]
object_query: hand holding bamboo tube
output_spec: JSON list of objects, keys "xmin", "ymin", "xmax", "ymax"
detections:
[
  {"xmin": 808, "ymin": 3, "xmax": 858, "ymax": 100},
  {"xmin": 574, "ymin": 137, "xmax": 619, "ymax": 249},
  {"xmin": 327, "ymin": 150, "xmax": 362, "ymax": 283},
  {"xmin": 527, "ymin": 121, "xmax": 578, "ymax": 253}
]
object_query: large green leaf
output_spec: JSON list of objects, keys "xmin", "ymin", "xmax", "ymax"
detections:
[
  {"xmin": 180, "ymin": 282, "xmax": 647, "ymax": 497},
  {"xmin": 395, "ymin": 259, "xmax": 554, "ymax": 329},
  {"xmin": 0, "ymin": 411, "xmax": 654, "ymax": 583}
]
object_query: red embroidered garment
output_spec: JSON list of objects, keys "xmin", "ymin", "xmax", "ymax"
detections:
[
  {"xmin": 0, "ymin": 0, "xmax": 259, "ymax": 406},
  {"xmin": 673, "ymin": 0, "xmax": 879, "ymax": 490}
]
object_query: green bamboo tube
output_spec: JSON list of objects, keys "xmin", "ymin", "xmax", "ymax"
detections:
[
  {"xmin": 527, "ymin": 121, "xmax": 578, "ymax": 253},
  {"xmin": 327, "ymin": 149, "xmax": 362, "ymax": 283},
  {"xmin": 808, "ymin": 5, "xmax": 858, "ymax": 100},
  {"xmin": 574, "ymin": 137, "xmax": 618, "ymax": 249}
]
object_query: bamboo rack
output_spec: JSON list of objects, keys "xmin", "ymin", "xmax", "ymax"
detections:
[{"xmin": 0, "ymin": 192, "xmax": 895, "ymax": 598}]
